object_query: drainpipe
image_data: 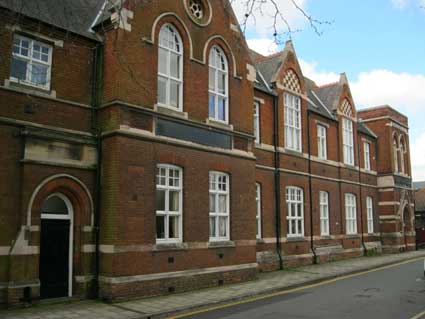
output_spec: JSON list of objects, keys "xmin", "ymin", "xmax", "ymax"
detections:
[
  {"xmin": 91, "ymin": 42, "xmax": 104, "ymax": 298},
  {"xmin": 273, "ymin": 93, "xmax": 283, "ymax": 270},
  {"xmin": 356, "ymin": 129, "xmax": 367, "ymax": 255},
  {"xmin": 307, "ymin": 109, "xmax": 318, "ymax": 264}
]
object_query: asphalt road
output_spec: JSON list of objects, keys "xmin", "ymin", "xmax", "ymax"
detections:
[{"xmin": 178, "ymin": 259, "xmax": 425, "ymax": 319}]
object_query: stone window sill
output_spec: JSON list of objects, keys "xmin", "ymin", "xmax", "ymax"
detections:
[
  {"xmin": 208, "ymin": 241, "xmax": 235, "ymax": 249},
  {"xmin": 153, "ymin": 242, "xmax": 188, "ymax": 252}
]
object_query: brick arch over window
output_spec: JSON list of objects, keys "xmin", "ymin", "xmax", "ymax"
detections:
[
  {"xmin": 151, "ymin": 12, "xmax": 194, "ymax": 59},
  {"xmin": 27, "ymin": 174, "xmax": 93, "ymax": 228},
  {"xmin": 340, "ymin": 99, "xmax": 355, "ymax": 118},
  {"xmin": 203, "ymin": 35, "xmax": 238, "ymax": 78},
  {"xmin": 282, "ymin": 69, "xmax": 301, "ymax": 94}
]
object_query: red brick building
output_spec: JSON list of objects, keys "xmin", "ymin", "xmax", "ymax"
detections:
[{"xmin": 0, "ymin": 0, "xmax": 415, "ymax": 307}]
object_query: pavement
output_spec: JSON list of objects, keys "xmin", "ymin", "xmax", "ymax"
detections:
[
  {"xmin": 182, "ymin": 256, "xmax": 425, "ymax": 319},
  {"xmin": 2, "ymin": 250, "xmax": 425, "ymax": 319}
]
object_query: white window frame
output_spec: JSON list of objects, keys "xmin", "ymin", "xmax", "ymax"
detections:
[
  {"xmin": 364, "ymin": 142, "xmax": 371, "ymax": 171},
  {"xmin": 254, "ymin": 101, "xmax": 261, "ymax": 144},
  {"xmin": 10, "ymin": 34, "xmax": 53, "ymax": 90},
  {"xmin": 366, "ymin": 196, "xmax": 374, "ymax": 234},
  {"xmin": 208, "ymin": 46, "xmax": 229, "ymax": 123},
  {"xmin": 256, "ymin": 183, "xmax": 262, "ymax": 239},
  {"xmin": 157, "ymin": 24, "xmax": 183, "ymax": 111},
  {"xmin": 342, "ymin": 118, "xmax": 354, "ymax": 166},
  {"xmin": 209, "ymin": 171, "xmax": 230, "ymax": 241},
  {"xmin": 317, "ymin": 124, "xmax": 327, "ymax": 160},
  {"xmin": 156, "ymin": 164, "xmax": 183, "ymax": 243},
  {"xmin": 284, "ymin": 93, "xmax": 302, "ymax": 152},
  {"xmin": 286, "ymin": 186, "xmax": 304, "ymax": 237},
  {"xmin": 345, "ymin": 193, "xmax": 357, "ymax": 235},
  {"xmin": 319, "ymin": 191, "xmax": 330, "ymax": 236}
]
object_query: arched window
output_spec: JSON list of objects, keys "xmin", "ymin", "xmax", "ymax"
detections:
[
  {"xmin": 400, "ymin": 137, "xmax": 406, "ymax": 175},
  {"xmin": 208, "ymin": 46, "xmax": 228, "ymax": 123},
  {"xmin": 157, "ymin": 24, "xmax": 183, "ymax": 111},
  {"xmin": 393, "ymin": 136, "xmax": 399, "ymax": 173}
]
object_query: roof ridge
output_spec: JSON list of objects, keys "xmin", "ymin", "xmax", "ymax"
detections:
[
  {"xmin": 313, "ymin": 81, "xmax": 339, "ymax": 90},
  {"xmin": 256, "ymin": 50, "xmax": 283, "ymax": 62}
]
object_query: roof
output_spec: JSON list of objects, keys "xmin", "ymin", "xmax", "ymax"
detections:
[
  {"xmin": 304, "ymin": 77, "xmax": 335, "ymax": 121},
  {"xmin": 256, "ymin": 54, "xmax": 282, "ymax": 86},
  {"xmin": 358, "ymin": 121, "xmax": 377, "ymax": 139},
  {"xmin": 313, "ymin": 83, "xmax": 342, "ymax": 112},
  {"xmin": 0, "ymin": 0, "xmax": 105, "ymax": 40},
  {"xmin": 416, "ymin": 189, "xmax": 425, "ymax": 212}
]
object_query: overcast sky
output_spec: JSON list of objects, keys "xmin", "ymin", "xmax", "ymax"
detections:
[{"xmin": 232, "ymin": 0, "xmax": 425, "ymax": 182}]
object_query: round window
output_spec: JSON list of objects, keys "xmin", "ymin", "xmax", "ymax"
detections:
[
  {"xmin": 184, "ymin": 0, "xmax": 212, "ymax": 26},
  {"xmin": 189, "ymin": 0, "xmax": 204, "ymax": 19}
]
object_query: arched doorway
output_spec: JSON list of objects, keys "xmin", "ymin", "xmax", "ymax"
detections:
[{"xmin": 39, "ymin": 193, "xmax": 73, "ymax": 299}]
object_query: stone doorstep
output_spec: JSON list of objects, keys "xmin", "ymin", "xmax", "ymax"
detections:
[{"xmin": 132, "ymin": 251, "xmax": 425, "ymax": 319}]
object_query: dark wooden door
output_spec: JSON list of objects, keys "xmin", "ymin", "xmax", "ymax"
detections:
[{"xmin": 39, "ymin": 219, "xmax": 70, "ymax": 299}]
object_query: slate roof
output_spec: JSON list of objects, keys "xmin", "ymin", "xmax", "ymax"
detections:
[
  {"xmin": 313, "ymin": 83, "xmax": 341, "ymax": 112},
  {"xmin": 416, "ymin": 189, "xmax": 425, "ymax": 212},
  {"xmin": 256, "ymin": 53, "xmax": 282, "ymax": 86},
  {"xmin": 358, "ymin": 121, "xmax": 377, "ymax": 138},
  {"xmin": 0, "ymin": 0, "xmax": 105, "ymax": 40},
  {"xmin": 304, "ymin": 77, "xmax": 335, "ymax": 121}
]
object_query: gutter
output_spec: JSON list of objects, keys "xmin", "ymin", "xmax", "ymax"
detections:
[
  {"xmin": 272, "ymin": 94, "xmax": 283, "ymax": 270},
  {"xmin": 307, "ymin": 109, "xmax": 318, "ymax": 264}
]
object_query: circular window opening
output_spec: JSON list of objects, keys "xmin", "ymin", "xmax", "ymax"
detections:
[
  {"xmin": 184, "ymin": 0, "xmax": 212, "ymax": 26},
  {"xmin": 189, "ymin": 0, "xmax": 204, "ymax": 19}
]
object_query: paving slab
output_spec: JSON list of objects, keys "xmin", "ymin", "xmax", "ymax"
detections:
[{"xmin": 1, "ymin": 250, "xmax": 425, "ymax": 319}]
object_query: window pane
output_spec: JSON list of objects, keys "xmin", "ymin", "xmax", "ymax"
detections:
[
  {"xmin": 156, "ymin": 190, "xmax": 166, "ymax": 211},
  {"xmin": 169, "ymin": 215, "xmax": 179, "ymax": 238},
  {"xmin": 158, "ymin": 77, "xmax": 167, "ymax": 104},
  {"xmin": 32, "ymin": 44, "xmax": 41, "ymax": 60},
  {"xmin": 219, "ymin": 217, "xmax": 227, "ymax": 237},
  {"xmin": 290, "ymin": 220, "xmax": 297, "ymax": 234},
  {"xmin": 11, "ymin": 58, "xmax": 27, "ymax": 81},
  {"xmin": 30, "ymin": 63, "xmax": 48, "ymax": 85},
  {"xmin": 170, "ymin": 53, "xmax": 180, "ymax": 78},
  {"xmin": 209, "ymin": 68, "xmax": 215, "ymax": 91},
  {"xmin": 209, "ymin": 174, "xmax": 216, "ymax": 190},
  {"xmin": 218, "ymin": 72, "xmax": 225, "ymax": 94},
  {"xmin": 168, "ymin": 169, "xmax": 180, "ymax": 187},
  {"xmin": 170, "ymin": 81, "xmax": 180, "ymax": 108},
  {"xmin": 158, "ymin": 48, "xmax": 168, "ymax": 74},
  {"xmin": 297, "ymin": 220, "xmax": 302, "ymax": 234},
  {"xmin": 218, "ymin": 97, "xmax": 226, "ymax": 121},
  {"xmin": 209, "ymin": 194, "xmax": 216, "ymax": 212},
  {"xmin": 297, "ymin": 203, "xmax": 302, "ymax": 217},
  {"xmin": 156, "ymin": 215, "xmax": 165, "ymax": 239},
  {"xmin": 209, "ymin": 217, "xmax": 216, "ymax": 237},
  {"xmin": 218, "ymin": 194, "xmax": 227, "ymax": 213},
  {"xmin": 169, "ymin": 191, "xmax": 180, "ymax": 211},
  {"xmin": 209, "ymin": 94, "xmax": 215, "ymax": 118}
]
